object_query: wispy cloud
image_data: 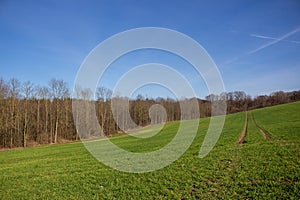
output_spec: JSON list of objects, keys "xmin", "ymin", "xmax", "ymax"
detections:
[
  {"xmin": 250, "ymin": 34, "xmax": 300, "ymax": 44},
  {"xmin": 221, "ymin": 27, "xmax": 300, "ymax": 66},
  {"xmin": 247, "ymin": 27, "xmax": 300, "ymax": 55}
]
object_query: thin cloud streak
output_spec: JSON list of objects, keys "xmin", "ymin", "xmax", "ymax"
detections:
[
  {"xmin": 222, "ymin": 27, "xmax": 300, "ymax": 66},
  {"xmin": 248, "ymin": 27, "xmax": 300, "ymax": 55},
  {"xmin": 250, "ymin": 34, "xmax": 300, "ymax": 44}
]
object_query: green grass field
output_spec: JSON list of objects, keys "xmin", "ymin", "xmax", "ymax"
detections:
[{"xmin": 1, "ymin": 102, "xmax": 299, "ymax": 199}]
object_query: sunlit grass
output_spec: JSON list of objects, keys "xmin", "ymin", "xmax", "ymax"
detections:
[{"xmin": 0, "ymin": 102, "xmax": 299, "ymax": 199}]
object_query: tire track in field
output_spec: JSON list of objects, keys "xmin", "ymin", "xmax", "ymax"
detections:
[
  {"xmin": 237, "ymin": 112, "xmax": 248, "ymax": 144},
  {"xmin": 250, "ymin": 111, "xmax": 272, "ymax": 140}
]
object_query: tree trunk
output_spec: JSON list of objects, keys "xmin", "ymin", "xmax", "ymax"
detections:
[{"xmin": 54, "ymin": 112, "xmax": 58, "ymax": 144}]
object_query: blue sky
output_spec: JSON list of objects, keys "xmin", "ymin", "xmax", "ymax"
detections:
[{"xmin": 0, "ymin": 0, "xmax": 300, "ymax": 98}]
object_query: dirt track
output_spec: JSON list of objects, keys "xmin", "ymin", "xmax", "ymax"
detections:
[
  {"xmin": 250, "ymin": 112, "xmax": 272, "ymax": 140},
  {"xmin": 237, "ymin": 112, "xmax": 248, "ymax": 144},
  {"xmin": 237, "ymin": 111, "xmax": 272, "ymax": 145}
]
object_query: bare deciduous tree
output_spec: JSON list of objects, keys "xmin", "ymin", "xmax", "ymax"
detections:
[{"xmin": 0, "ymin": 76, "xmax": 299, "ymax": 149}]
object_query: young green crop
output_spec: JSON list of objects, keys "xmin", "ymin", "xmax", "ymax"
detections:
[{"xmin": 0, "ymin": 102, "xmax": 299, "ymax": 199}]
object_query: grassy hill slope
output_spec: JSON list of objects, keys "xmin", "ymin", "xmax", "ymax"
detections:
[{"xmin": 1, "ymin": 102, "xmax": 299, "ymax": 199}]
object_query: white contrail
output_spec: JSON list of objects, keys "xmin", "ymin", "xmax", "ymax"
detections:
[
  {"xmin": 248, "ymin": 27, "xmax": 300, "ymax": 54},
  {"xmin": 250, "ymin": 34, "xmax": 300, "ymax": 44}
]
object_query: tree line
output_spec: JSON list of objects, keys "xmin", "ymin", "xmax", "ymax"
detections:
[{"xmin": 0, "ymin": 77, "xmax": 299, "ymax": 148}]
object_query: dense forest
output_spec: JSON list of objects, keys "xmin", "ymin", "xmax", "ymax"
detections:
[{"xmin": 0, "ymin": 77, "xmax": 299, "ymax": 149}]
